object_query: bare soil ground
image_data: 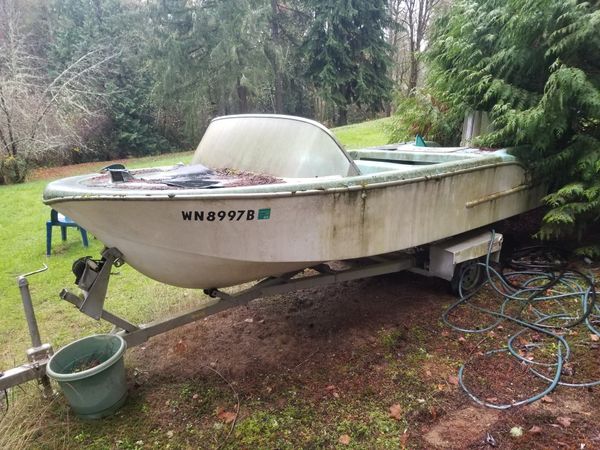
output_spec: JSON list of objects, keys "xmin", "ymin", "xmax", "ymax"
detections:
[{"xmin": 107, "ymin": 261, "xmax": 600, "ymax": 449}]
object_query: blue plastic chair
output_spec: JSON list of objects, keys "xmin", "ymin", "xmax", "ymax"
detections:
[{"xmin": 46, "ymin": 209, "xmax": 89, "ymax": 255}]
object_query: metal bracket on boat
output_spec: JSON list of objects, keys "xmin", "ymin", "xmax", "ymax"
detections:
[
  {"xmin": 101, "ymin": 164, "xmax": 134, "ymax": 183},
  {"xmin": 62, "ymin": 247, "xmax": 125, "ymax": 321}
]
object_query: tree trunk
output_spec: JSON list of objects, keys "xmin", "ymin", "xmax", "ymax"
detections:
[
  {"xmin": 269, "ymin": 0, "xmax": 283, "ymax": 113},
  {"xmin": 337, "ymin": 105, "xmax": 348, "ymax": 126},
  {"xmin": 273, "ymin": 69, "xmax": 284, "ymax": 114},
  {"xmin": 0, "ymin": 125, "xmax": 10, "ymax": 156},
  {"xmin": 407, "ymin": 52, "xmax": 419, "ymax": 94},
  {"xmin": 237, "ymin": 77, "xmax": 248, "ymax": 113},
  {"xmin": 0, "ymin": 89, "xmax": 18, "ymax": 156}
]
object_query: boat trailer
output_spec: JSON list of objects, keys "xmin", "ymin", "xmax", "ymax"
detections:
[{"xmin": 0, "ymin": 230, "xmax": 502, "ymax": 395}]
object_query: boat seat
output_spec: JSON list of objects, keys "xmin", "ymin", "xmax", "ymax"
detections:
[
  {"xmin": 354, "ymin": 160, "xmax": 416, "ymax": 174},
  {"xmin": 46, "ymin": 209, "xmax": 89, "ymax": 256}
]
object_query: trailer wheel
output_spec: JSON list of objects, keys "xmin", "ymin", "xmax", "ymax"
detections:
[
  {"xmin": 203, "ymin": 288, "xmax": 219, "ymax": 298},
  {"xmin": 450, "ymin": 259, "xmax": 485, "ymax": 296}
]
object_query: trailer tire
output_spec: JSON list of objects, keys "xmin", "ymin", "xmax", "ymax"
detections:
[{"xmin": 450, "ymin": 259, "xmax": 485, "ymax": 296}]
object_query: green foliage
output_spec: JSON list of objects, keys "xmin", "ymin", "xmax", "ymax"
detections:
[
  {"xmin": 145, "ymin": 0, "xmax": 267, "ymax": 142},
  {"xmin": 421, "ymin": 0, "xmax": 600, "ymax": 243},
  {"xmin": 302, "ymin": 0, "xmax": 392, "ymax": 125},
  {"xmin": 106, "ymin": 71, "xmax": 171, "ymax": 158},
  {"xmin": 3, "ymin": 0, "xmax": 400, "ymax": 173},
  {"xmin": 142, "ymin": 0, "xmax": 213, "ymax": 144},
  {"xmin": 144, "ymin": 0, "xmax": 316, "ymax": 144},
  {"xmin": 48, "ymin": 0, "xmax": 171, "ymax": 158},
  {"xmin": 388, "ymin": 91, "xmax": 463, "ymax": 145}
]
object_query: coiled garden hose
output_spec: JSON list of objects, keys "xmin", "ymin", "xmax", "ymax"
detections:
[{"xmin": 443, "ymin": 231, "xmax": 598, "ymax": 409}]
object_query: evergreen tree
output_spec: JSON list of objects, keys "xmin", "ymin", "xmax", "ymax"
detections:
[
  {"xmin": 424, "ymin": 0, "xmax": 600, "ymax": 250},
  {"xmin": 302, "ymin": 0, "xmax": 392, "ymax": 125},
  {"xmin": 264, "ymin": 0, "xmax": 314, "ymax": 115},
  {"xmin": 49, "ymin": 0, "xmax": 170, "ymax": 158},
  {"xmin": 146, "ymin": 0, "xmax": 315, "ymax": 143},
  {"xmin": 147, "ymin": 0, "xmax": 274, "ymax": 143}
]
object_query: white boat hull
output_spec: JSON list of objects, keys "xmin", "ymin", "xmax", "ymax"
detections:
[{"xmin": 52, "ymin": 162, "xmax": 543, "ymax": 288}]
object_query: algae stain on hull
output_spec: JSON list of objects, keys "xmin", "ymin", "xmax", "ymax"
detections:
[{"xmin": 328, "ymin": 188, "xmax": 371, "ymax": 257}]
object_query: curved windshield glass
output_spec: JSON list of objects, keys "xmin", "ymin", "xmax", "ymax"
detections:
[{"xmin": 192, "ymin": 115, "xmax": 360, "ymax": 178}]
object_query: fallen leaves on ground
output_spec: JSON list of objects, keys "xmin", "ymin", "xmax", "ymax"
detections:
[
  {"xmin": 338, "ymin": 434, "xmax": 351, "ymax": 445},
  {"xmin": 429, "ymin": 406, "xmax": 437, "ymax": 420},
  {"xmin": 556, "ymin": 416, "xmax": 572, "ymax": 428},
  {"xmin": 174, "ymin": 339, "xmax": 187, "ymax": 354},
  {"xmin": 400, "ymin": 430, "xmax": 409, "ymax": 447},
  {"xmin": 389, "ymin": 404, "xmax": 403, "ymax": 420},
  {"xmin": 217, "ymin": 410, "xmax": 237, "ymax": 424},
  {"xmin": 325, "ymin": 384, "xmax": 340, "ymax": 398}
]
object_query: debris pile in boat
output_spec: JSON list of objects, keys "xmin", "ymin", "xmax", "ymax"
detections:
[
  {"xmin": 86, "ymin": 164, "xmax": 284, "ymax": 189},
  {"xmin": 213, "ymin": 168, "xmax": 283, "ymax": 187}
]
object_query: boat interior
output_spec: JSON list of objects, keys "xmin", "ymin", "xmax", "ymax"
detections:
[
  {"xmin": 349, "ymin": 146, "xmax": 482, "ymax": 175},
  {"xmin": 81, "ymin": 115, "xmax": 492, "ymax": 190}
]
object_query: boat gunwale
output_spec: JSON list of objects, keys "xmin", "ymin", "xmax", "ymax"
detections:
[{"xmin": 44, "ymin": 157, "xmax": 532, "ymax": 205}]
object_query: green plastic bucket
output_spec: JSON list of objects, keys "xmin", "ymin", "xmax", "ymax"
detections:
[{"xmin": 47, "ymin": 334, "xmax": 127, "ymax": 419}]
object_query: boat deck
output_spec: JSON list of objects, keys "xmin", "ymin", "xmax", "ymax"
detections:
[{"xmin": 63, "ymin": 146, "xmax": 501, "ymax": 193}]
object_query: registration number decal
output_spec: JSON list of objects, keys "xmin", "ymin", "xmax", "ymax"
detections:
[{"xmin": 182, "ymin": 208, "xmax": 271, "ymax": 222}]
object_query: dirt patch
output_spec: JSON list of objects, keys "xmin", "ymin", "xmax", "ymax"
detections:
[
  {"xmin": 423, "ymin": 405, "xmax": 500, "ymax": 448},
  {"xmin": 132, "ymin": 274, "xmax": 445, "ymax": 381}
]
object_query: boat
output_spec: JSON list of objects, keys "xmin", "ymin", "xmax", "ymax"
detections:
[{"xmin": 43, "ymin": 114, "xmax": 544, "ymax": 289}]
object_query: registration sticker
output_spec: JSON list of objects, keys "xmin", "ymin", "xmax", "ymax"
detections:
[{"xmin": 258, "ymin": 208, "xmax": 271, "ymax": 220}]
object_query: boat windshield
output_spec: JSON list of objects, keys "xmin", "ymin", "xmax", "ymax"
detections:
[{"xmin": 191, "ymin": 115, "xmax": 360, "ymax": 178}]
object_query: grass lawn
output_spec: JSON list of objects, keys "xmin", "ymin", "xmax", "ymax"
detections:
[{"xmin": 332, "ymin": 117, "xmax": 392, "ymax": 149}]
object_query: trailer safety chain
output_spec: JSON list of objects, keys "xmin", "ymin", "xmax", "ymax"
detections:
[{"xmin": 443, "ymin": 231, "xmax": 598, "ymax": 409}]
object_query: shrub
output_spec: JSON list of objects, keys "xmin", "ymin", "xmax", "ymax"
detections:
[
  {"xmin": 405, "ymin": 0, "xmax": 600, "ymax": 248},
  {"xmin": 0, "ymin": 156, "xmax": 28, "ymax": 184},
  {"xmin": 388, "ymin": 91, "xmax": 463, "ymax": 146}
]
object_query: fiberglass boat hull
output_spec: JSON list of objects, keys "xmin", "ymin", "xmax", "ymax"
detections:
[{"xmin": 45, "ymin": 161, "xmax": 543, "ymax": 288}]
